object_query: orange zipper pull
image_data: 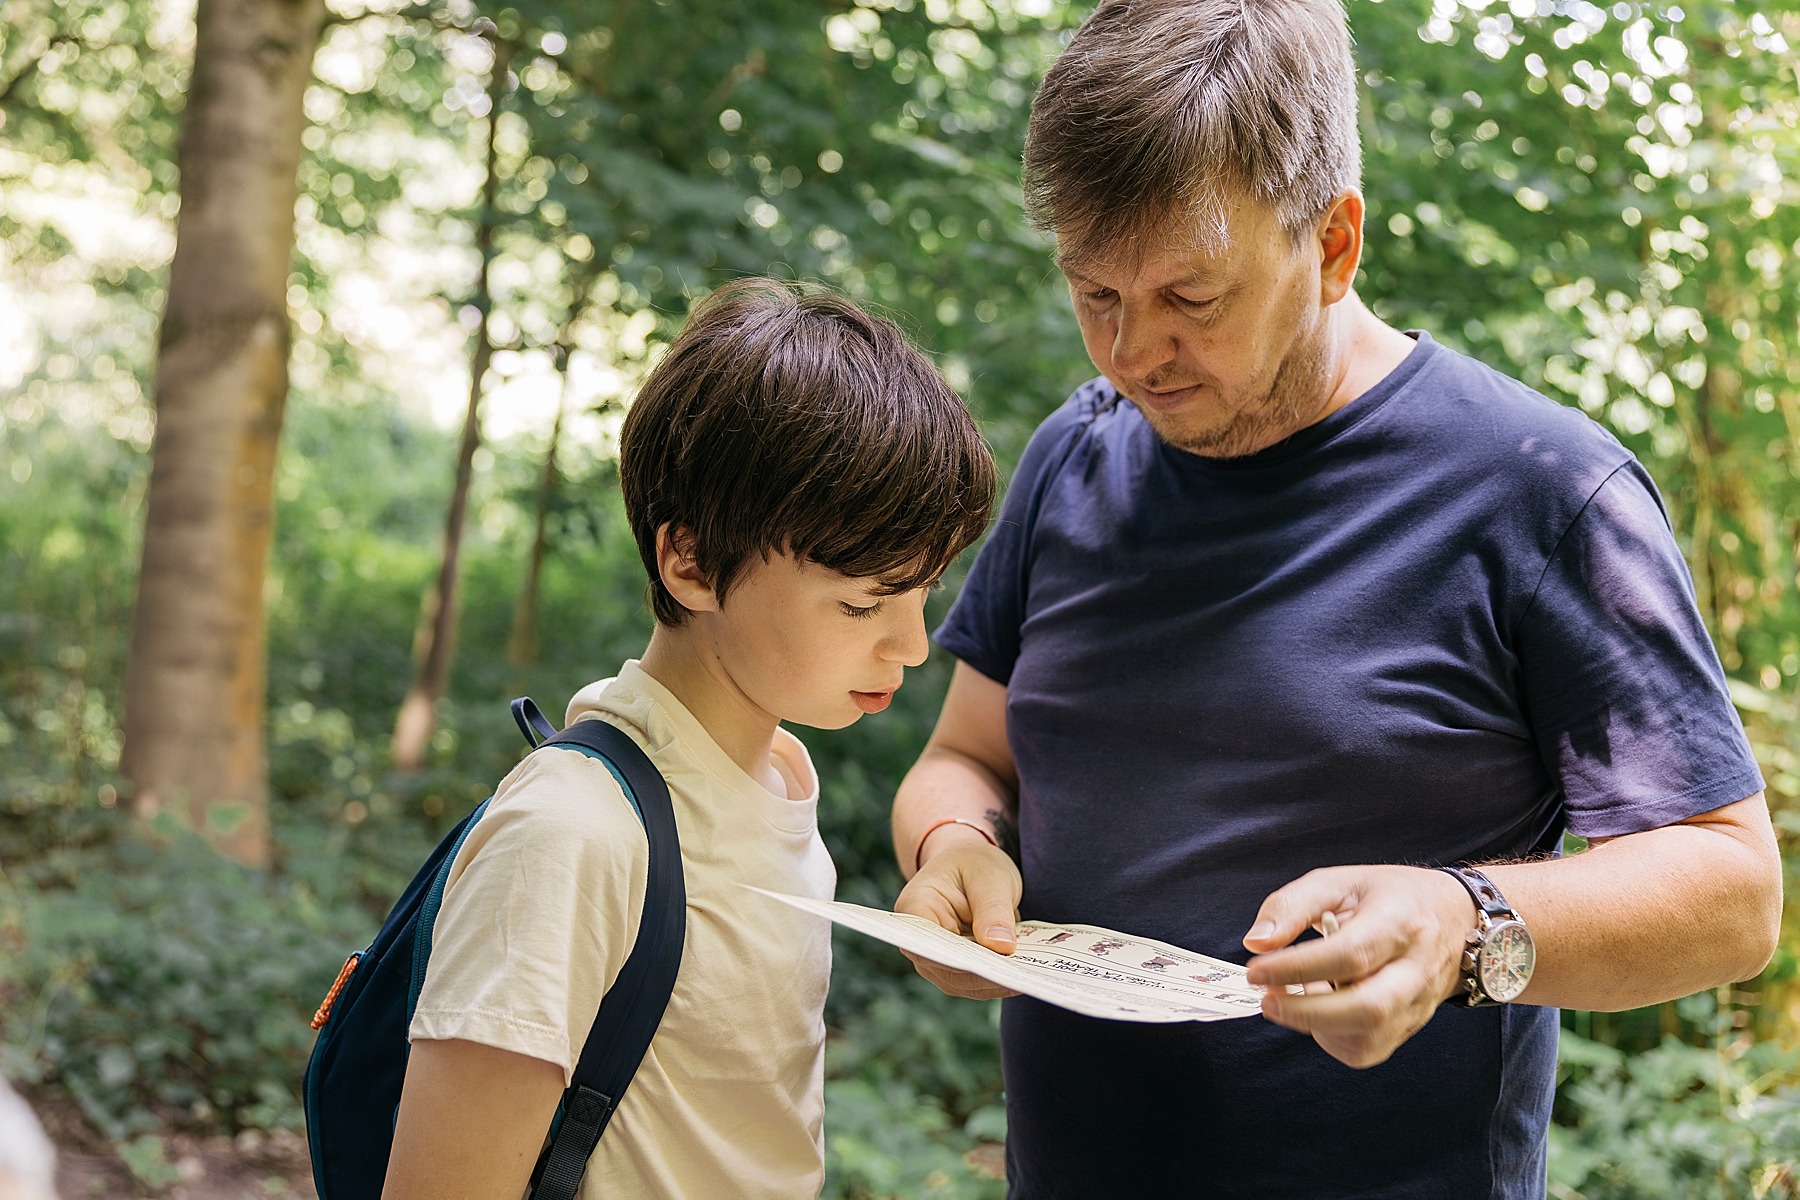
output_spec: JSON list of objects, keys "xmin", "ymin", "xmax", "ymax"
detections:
[{"xmin": 311, "ymin": 953, "xmax": 361, "ymax": 1030}]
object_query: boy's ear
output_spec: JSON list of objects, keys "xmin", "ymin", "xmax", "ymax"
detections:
[{"xmin": 656, "ymin": 523, "xmax": 719, "ymax": 614}]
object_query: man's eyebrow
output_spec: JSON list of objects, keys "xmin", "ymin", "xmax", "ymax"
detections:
[
  {"xmin": 1055, "ymin": 256, "xmax": 1097, "ymax": 284},
  {"xmin": 1161, "ymin": 268, "xmax": 1230, "ymax": 290},
  {"xmin": 1057, "ymin": 259, "xmax": 1230, "ymax": 291}
]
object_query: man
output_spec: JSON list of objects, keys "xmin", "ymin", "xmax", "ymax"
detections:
[{"xmin": 889, "ymin": 1, "xmax": 1782, "ymax": 1197}]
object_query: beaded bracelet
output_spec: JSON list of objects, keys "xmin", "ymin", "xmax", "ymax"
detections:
[{"xmin": 912, "ymin": 817, "xmax": 999, "ymax": 873}]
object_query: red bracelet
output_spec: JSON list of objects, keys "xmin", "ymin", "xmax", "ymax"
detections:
[{"xmin": 912, "ymin": 817, "xmax": 998, "ymax": 873}]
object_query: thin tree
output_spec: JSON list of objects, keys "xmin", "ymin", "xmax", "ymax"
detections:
[
  {"xmin": 122, "ymin": 0, "xmax": 326, "ymax": 865},
  {"xmin": 507, "ymin": 265, "xmax": 599, "ymax": 670},
  {"xmin": 391, "ymin": 24, "xmax": 511, "ymax": 771}
]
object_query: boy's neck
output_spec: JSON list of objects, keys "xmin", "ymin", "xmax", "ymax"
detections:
[{"xmin": 636, "ymin": 625, "xmax": 791, "ymax": 796}]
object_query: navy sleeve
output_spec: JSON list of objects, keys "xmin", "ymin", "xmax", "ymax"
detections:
[
  {"xmin": 1516, "ymin": 461, "xmax": 1764, "ymax": 838},
  {"xmin": 936, "ymin": 389, "xmax": 1099, "ymax": 685}
]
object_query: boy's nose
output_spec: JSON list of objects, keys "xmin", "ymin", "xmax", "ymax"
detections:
[{"xmin": 885, "ymin": 605, "xmax": 930, "ymax": 668}]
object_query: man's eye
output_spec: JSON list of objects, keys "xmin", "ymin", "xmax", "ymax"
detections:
[
  {"xmin": 840, "ymin": 602, "xmax": 880, "ymax": 619},
  {"xmin": 1079, "ymin": 288, "xmax": 1117, "ymax": 307},
  {"xmin": 1172, "ymin": 293, "xmax": 1214, "ymax": 309}
]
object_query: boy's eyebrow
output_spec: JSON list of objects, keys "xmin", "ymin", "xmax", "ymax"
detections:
[{"xmin": 857, "ymin": 571, "xmax": 943, "ymax": 596}]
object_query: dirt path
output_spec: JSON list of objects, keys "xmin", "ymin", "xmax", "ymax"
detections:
[
  {"xmin": 26, "ymin": 1088, "xmax": 315, "ymax": 1200},
  {"xmin": 55, "ymin": 1133, "xmax": 314, "ymax": 1200}
]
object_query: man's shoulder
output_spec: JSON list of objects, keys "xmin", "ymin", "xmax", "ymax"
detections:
[
  {"xmin": 1395, "ymin": 336, "xmax": 1634, "ymax": 496},
  {"xmin": 1032, "ymin": 376, "xmax": 1119, "ymax": 443},
  {"xmin": 1011, "ymin": 376, "xmax": 1131, "ymax": 481}
]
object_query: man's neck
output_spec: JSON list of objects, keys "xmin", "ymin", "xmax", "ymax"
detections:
[
  {"xmin": 637, "ymin": 625, "xmax": 788, "ymax": 795},
  {"xmin": 1319, "ymin": 292, "xmax": 1418, "ymax": 419}
]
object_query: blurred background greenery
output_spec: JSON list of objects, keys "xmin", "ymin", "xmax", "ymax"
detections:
[{"xmin": 1, "ymin": 0, "xmax": 1798, "ymax": 1196}]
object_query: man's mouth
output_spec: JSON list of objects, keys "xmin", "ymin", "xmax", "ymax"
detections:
[{"xmin": 1138, "ymin": 383, "xmax": 1200, "ymax": 412}]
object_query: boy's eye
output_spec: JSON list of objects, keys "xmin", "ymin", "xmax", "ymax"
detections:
[{"xmin": 840, "ymin": 601, "xmax": 880, "ymax": 619}]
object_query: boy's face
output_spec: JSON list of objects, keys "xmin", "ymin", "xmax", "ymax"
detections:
[{"xmin": 702, "ymin": 551, "xmax": 932, "ymax": 730}]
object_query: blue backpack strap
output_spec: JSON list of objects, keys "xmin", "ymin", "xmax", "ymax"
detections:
[
  {"xmin": 511, "ymin": 697, "xmax": 560, "ymax": 748},
  {"xmin": 527, "ymin": 716, "xmax": 686, "ymax": 1200}
]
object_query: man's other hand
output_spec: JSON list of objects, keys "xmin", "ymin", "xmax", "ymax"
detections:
[
  {"xmin": 894, "ymin": 840, "xmax": 1023, "ymax": 1000},
  {"xmin": 1241, "ymin": 865, "xmax": 1476, "ymax": 1068}
]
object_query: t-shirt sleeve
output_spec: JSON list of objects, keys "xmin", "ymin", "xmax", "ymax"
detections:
[
  {"xmin": 408, "ymin": 746, "xmax": 649, "ymax": 1086},
  {"xmin": 1517, "ymin": 461, "xmax": 1764, "ymax": 838},
  {"xmin": 936, "ymin": 394, "xmax": 1095, "ymax": 685}
]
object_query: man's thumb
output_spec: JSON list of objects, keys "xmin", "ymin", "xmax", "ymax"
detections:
[
  {"xmin": 1243, "ymin": 878, "xmax": 1333, "ymax": 952},
  {"xmin": 971, "ymin": 895, "xmax": 1017, "ymax": 954}
]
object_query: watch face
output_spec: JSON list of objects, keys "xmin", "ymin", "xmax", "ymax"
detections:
[{"xmin": 1479, "ymin": 919, "xmax": 1535, "ymax": 1003}]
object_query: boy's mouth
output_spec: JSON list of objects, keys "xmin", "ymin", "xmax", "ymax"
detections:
[{"xmin": 850, "ymin": 690, "xmax": 895, "ymax": 714}]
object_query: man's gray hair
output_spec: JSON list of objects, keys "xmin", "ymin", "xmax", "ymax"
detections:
[{"xmin": 1024, "ymin": 0, "xmax": 1363, "ymax": 266}]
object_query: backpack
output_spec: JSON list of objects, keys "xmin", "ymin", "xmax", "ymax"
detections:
[{"xmin": 303, "ymin": 698, "xmax": 687, "ymax": 1200}]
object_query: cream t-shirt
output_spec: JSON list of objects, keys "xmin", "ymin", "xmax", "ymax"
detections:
[{"xmin": 410, "ymin": 661, "xmax": 837, "ymax": 1199}]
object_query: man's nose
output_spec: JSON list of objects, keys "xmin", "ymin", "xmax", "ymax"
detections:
[{"xmin": 1109, "ymin": 304, "xmax": 1174, "ymax": 381}]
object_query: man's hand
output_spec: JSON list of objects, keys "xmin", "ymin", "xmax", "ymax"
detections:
[
  {"xmin": 894, "ymin": 840, "xmax": 1024, "ymax": 1000},
  {"xmin": 1242, "ymin": 865, "xmax": 1475, "ymax": 1069}
]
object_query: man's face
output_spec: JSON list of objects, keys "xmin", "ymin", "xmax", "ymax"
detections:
[{"xmin": 1062, "ymin": 199, "xmax": 1337, "ymax": 459}]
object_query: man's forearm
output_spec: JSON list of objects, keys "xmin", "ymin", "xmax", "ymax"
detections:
[
  {"xmin": 892, "ymin": 746, "xmax": 1018, "ymax": 878},
  {"xmin": 1486, "ymin": 795, "xmax": 1781, "ymax": 1011}
]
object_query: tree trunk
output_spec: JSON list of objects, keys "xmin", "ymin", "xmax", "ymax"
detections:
[
  {"xmin": 121, "ymin": 0, "xmax": 324, "ymax": 866},
  {"xmin": 507, "ymin": 281, "xmax": 593, "ymax": 670},
  {"xmin": 391, "ymin": 30, "xmax": 509, "ymax": 772}
]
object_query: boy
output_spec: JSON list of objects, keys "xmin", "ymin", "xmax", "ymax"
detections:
[{"xmin": 380, "ymin": 278, "xmax": 996, "ymax": 1200}]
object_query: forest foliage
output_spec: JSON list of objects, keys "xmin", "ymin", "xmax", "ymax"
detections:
[{"xmin": 2, "ymin": 0, "xmax": 1799, "ymax": 1196}]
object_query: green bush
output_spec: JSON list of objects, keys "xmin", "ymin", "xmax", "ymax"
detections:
[
  {"xmin": 0, "ymin": 828, "xmax": 371, "ymax": 1141},
  {"xmin": 1549, "ymin": 1027, "xmax": 1800, "ymax": 1200}
]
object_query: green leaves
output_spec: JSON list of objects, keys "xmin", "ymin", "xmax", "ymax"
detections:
[
  {"xmin": 0, "ymin": 832, "xmax": 372, "ymax": 1141},
  {"xmin": 1551, "ymin": 1028, "xmax": 1800, "ymax": 1199}
]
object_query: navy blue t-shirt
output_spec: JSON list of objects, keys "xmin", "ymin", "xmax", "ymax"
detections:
[{"xmin": 936, "ymin": 333, "xmax": 1763, "ymax": 1200}]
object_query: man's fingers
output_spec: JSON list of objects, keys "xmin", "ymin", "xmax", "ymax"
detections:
[
  {"xmin": 950, "ymin": 845, "xmax": 1022, "ymax": 952},
  {"xmin": 1248, "ymin": 865, "xmax": 1480, "ymax": 1069},
  {"xmin": 1260, "ymin": 959, "xmax": 1438, "ymax": 1068},
  {"xmin": 1242, "ymin": 869, "xmax": 1358, "ymax": 953},
  {"xmin": 894, "ymin": 881, "xmax": 964, "ymax": 932},
  {"xmin": 1245, "ymin": 916, "xmax": 1406, "ymax": 989},
  {"xmin": 1264, "ymin": 960, "xmax": 1428, "ymax": 1030},
  {"xmin": 901, "ymin": 951, "xmax": 1020, "ymax": 1000},
  {"xmin": 902, "ymin": 844, "xmax": 1021, "ymax": 952},
  {"xmin": 892, "ymin": 845, "xmax": 1023, "ymax": 997}
]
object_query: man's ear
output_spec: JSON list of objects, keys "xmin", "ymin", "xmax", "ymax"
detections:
[
  {"xmin": 1315, "ymin": 189, "xmax": 1364, "ymax": 308},
  {"xmin": 656, "ymin": 524, "xmax": 719, "ymax": 614}
]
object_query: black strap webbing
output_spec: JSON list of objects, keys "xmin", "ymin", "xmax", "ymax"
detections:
[
  {"xmin": 511, "ymin": 696, "xmax": 559, "ymax": 748},
  {"xmin": 525, "ymin": 715, "xmax": 686, "ymax": 1200}
]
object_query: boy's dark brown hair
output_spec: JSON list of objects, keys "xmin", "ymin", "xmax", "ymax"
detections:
[{"xmin": 619, "ymin": 278, "xmax": 997, "ymax": 626}]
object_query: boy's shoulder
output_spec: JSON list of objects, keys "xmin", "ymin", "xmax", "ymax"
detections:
[{"xmin": 477, "ymin": 722, "xmax": 651, "ymax": 862}]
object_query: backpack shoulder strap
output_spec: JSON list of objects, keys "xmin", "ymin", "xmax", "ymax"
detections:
[{"xmin": 528, "ymin": 717, "xmax": 686, "ymax": 1200}]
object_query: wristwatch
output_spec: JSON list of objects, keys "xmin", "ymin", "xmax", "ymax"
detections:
[{"xmin": 1435, "ymin": 865, "xmax": 1535, "ymax": 1006}]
